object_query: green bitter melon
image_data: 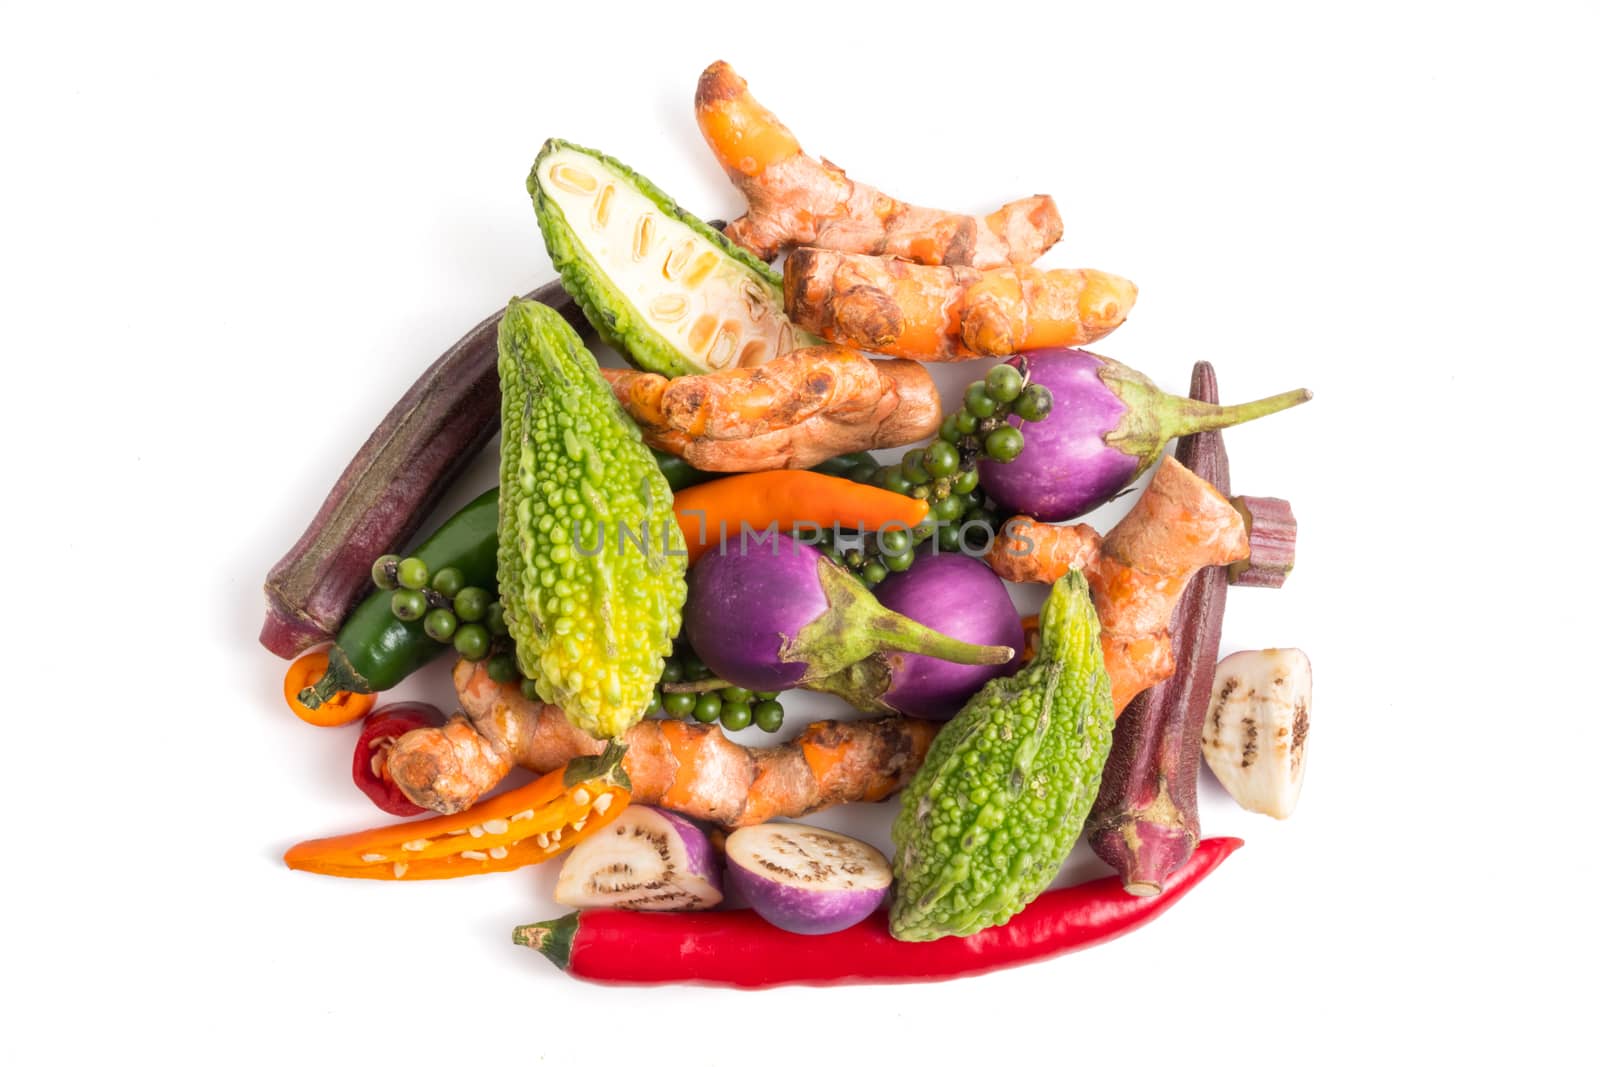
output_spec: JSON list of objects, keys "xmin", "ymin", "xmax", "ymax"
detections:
[
  {"xmin": 529, "ymin": 138, "xmax": 810, "ymax": 378},
  {"xmin": 496, "ymin": 298, "xmax": 686, "ymax": 739},
  {"xmin": 889, "ymin": 569, "xmax": 1116, "ymax": 941}
]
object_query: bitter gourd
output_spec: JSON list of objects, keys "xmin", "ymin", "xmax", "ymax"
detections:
[
  {"xmin": 530, "ymin": 139, "xmax": 810, "ymax": 378},
  {"xmin": 889, "ymin": 569, "xmax": 1115, "ymax": 941},
  {"xmin": 497, "ymin": 298, "xmax": 687, "ymax": 740}
]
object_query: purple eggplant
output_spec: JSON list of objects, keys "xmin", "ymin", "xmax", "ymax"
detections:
[
  {"xmin": 812, "ymin": 551, "xmax": 1024, "ymax": 720},
  {"xmin": 725, "ymin": 823, "xmax": 891, "ymax": 935},
  {"xmin": 683, "ymin": 534, "xmax": 1014, "ymax": 692},
  {"xmin": 979, "ymin": 348, "xmax": 1310, "ymax": 522}
]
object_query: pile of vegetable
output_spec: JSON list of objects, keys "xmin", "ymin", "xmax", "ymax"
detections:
[{"xmin": 263, "ymin": 60, "xmax": 1314, "ymax": 987}]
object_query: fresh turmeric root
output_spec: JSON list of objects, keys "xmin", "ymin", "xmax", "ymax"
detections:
[
  {"xmin": 695, "ymin": 60, "xmax": 1062, "ymax": 268},
  {"xmin": 994, "ymin": 520, "xmax": 1102, "ymax": 583},
  {"xmin": 602, "ymin": 345, "xmax": 940, "ymax": 469},
  {"xmin": 784, "ymin": 248, "xmax": 1137, "ymax": 360},
  {"xmin": 386, "ymin": 659, "xmax": 941, "ymax": 827},
  {"xmin": 991, "ymin": 457, "xmax": 1248, "ymax": 712}
]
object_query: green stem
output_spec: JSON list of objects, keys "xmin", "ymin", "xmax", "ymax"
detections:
[
  {"xmin": 296, "ymin": 646, "xmax": 371, "ymax": 709},
  {"xmin": 1100, "ymin": 352, "xmax": 1313, "ymax": 470},
  {"xmin": 511, "ymin": 913, "xmax": 579, "ymax": 971},
  {"xmin": 784, "ymin": 558, "xmax": 1015, "ymax": 684},
  {"xmin": 865, "ymin": 610, "xmax": 1016, "ymax": 666},
  {"xmin": 660, "ymin": 678, "xmax": 731, "ymax": 694},
  {"xmin": 1161, "ymin": 387, "xmax": 1312, "ymax": 438},
  {"xmin": 564, "ymin": 741, "xmax": 631, "ymax": 791},
  {"xmin": 807, "ymin": 658, "xmax": 896, "ymax": 713}
]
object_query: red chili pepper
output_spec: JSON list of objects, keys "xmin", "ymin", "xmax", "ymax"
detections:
[
  {"xmin": 352, "ymin": 703, "xmax": 443, "ymax": 816},
  {"xmin": 513, "ymin": 836, "xmax": 1242, "ymax": 987}
]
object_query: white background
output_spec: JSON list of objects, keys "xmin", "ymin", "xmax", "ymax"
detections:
[{"xmin": 5, "ymin": 1, "xmax": 1597, "ymax": 1062}]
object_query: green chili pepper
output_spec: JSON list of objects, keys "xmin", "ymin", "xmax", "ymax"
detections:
[{"xmin": 298, "ymin": 489, "xmax": 498, "ymax": 709}]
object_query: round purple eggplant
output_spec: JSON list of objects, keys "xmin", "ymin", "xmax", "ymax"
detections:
[
  {"xmin": 684, "ymin": 534, "xmax": 1015, "ymax": 692},
  {"xmin": 725, "ymin": 823, "xmax": 891, "ymax": 935},
  {"xmin": 979, "ymin": 348, "xmax": 1311, "ymax": 521},
  {"xmin": 812, "ymin": 552, "xmax": 1024, "ymax": 720}
]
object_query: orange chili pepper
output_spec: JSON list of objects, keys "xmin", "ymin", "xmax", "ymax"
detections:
[
  {"xmin": 673, "ymin": 471, "xmax": 929, "ymax": 565},
  {"xmin": 284, "ymin": 745, "xmax": 631, "ymax": 881},
  {"xmin": 283, "ymin": 650, "xmax": 376, "ymax": 727},
  {"xmin": 1019, "ymin": 615, "xmax": 1041, "ymax": 665}
]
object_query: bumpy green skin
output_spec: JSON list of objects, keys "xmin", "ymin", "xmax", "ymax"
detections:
[
  {"xmin": 530, "ymin": 138, "xmax": 784, "ymax": 379},
  {"xmin": 889, "ymin": 570, "xmax": 1115, "ymax": 941},
  {"xmin": 497, "ymin": 299, "xmax": 687, "ymax": 739}
]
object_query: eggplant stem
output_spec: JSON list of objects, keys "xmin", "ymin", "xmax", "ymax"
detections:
[
  {"xmin": 785, "ymin": 556, "xmax": 1016, "ymax": 683},
  {"xmin": 1166, "ymin": 388, "xmax": 1312, "ymax": 437},
  {"xmin": 868, "ymin": 613, "xmax": 1016, "ymax": 666}
]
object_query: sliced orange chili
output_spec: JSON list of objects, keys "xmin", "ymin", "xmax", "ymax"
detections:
[
  {"xmin": 1019, "ymin": 615, "xmax": 1041, "ymax": 665},
  {"xmin": 673, "ymin": 471, "xmax": 930, "ymax": 565},
  {"xmin": 283, "ymin": 650, "xmax": 377, "ymax": 727},
  {"xmin": 283, "ymin": 744, "xmax": 632, "ymax": 881}
]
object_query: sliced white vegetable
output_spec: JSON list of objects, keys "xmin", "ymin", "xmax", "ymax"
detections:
[
  {"xmin": 1202, "ymin": 648, "xmax": 1312, "ymax": 819},
  {"xmin": 725, "ymin": 822, "xmax": 891, "ymax": 935},
  {"xmin": 554, "ymin": 806, "xmax": 722, "ymax": 910},
  {"xmin": 538, "ymin": 144, "xmax": 799, "ymax": 372}
]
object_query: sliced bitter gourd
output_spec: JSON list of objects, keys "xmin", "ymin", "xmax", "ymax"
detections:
[{"xmin": 530, "ymin": 139, "xmax": 811, "ymax": 378}]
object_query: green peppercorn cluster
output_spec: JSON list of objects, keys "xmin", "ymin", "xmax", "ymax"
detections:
[
  {"xmin": 372, "ymin": 555, "xmax": 503, "ymax": 661},
  {"xmin": 372, "ymin": 547, "xmax": 784, "ymax": 736},
  {"xmin": 824, "ymin": 364, "xmax": 1052, "ymax": 583},
  {"xmin": 649, "ymin": 643, "xmax": 787, "ymax": 733}
]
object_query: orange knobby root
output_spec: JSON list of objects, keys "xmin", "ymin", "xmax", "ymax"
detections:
[
  {"xmin": 385, "ymin": 660, "xmax": 941, "ymax": 827},
  {"xmin": 695, "ymin": 60, "xmax": 1062, "ymax": 268},
  {"xmin": 989, "ymin": 518, "xmax": 1102, "ymax": 584},
  {"xmin": 991, "ymin": 457, "xmax": 1248, "ymax": 712},
  {"xmin": 602, "ymin": 345, "xmax": 940, "ymax": 469},
  {"xmin": 784, "ymin": 248, "xmax": 1137, "ymax": 360}
]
